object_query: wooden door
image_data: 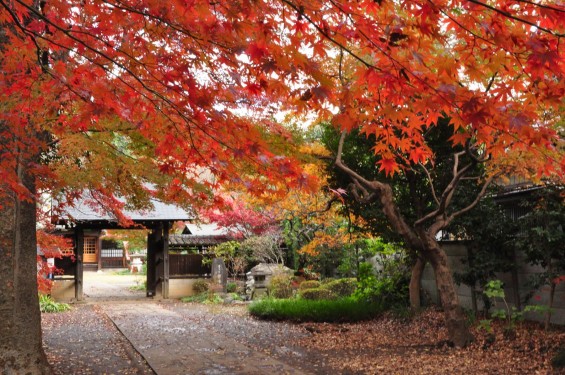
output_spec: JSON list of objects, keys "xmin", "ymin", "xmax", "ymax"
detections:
[{"xmin": 83, "ymin": 237, "xmax": 98, "ymax": 263}]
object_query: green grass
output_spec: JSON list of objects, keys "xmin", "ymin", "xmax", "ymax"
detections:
[
  {"xmin": 181, "ymin": 294, "xmax": 209, "ymax": 303},
  {"xmin": 181, "ymin": 292, "xmax": 224, "ymax": 304},
  {"xmin": 39, "ymin": 294, "xmax": 71, "ymax": 313},
  {"xmin": 113, "ymin": 269, "xmax": 132, "ymax": 275},
  {"xmin": 114, "ymin": 264, "xmax": 146, "ymax": 276},
  {"xmin": 248, "ymin": 297, "xmax": 383, "ymax": 323},
  {"xmin": 129, "ymin": 282, "xmax": 146, "ymax": 291}
]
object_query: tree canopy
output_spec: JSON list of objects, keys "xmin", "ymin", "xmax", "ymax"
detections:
[
  {"xmin": 0, "ymin": 0, "xmax": 563, "ymax": 371},
  {"xmin": 1, "ymin": 1, "xmax": 563, "ymax": 208}
]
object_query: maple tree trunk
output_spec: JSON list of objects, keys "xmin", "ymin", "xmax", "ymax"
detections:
[
  {"xmin": 409, "ymin": 256, "xmax": 425, "ymax": 310},
  {"xmin": 0, "ymin": 150, "xmax": 51, "ymax": 373},
  {"xmin": 375, "ymin": 184, "xmax": 472, "ymax": 347},
  {"xmin": 424, "ymin": 240, "xmax": 473, "ymax": 348}
]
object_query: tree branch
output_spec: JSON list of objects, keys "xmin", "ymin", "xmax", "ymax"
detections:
[
  {"xmin": 334, "ymin": 131, "xmax": 423, "ymax": 250},
  {"xmin": 428, "ymin": 174, "xmax": 497, "ymax": 235},
  {"xmin": 414, "ymin": 151, "xmax": 475, "ymax": 227},
  {"xmin": 419, "ymin": 163, "xmax": 440, "ymax": 205},
  {"xmin": 466, "ymin": 0, "xmax": 564, "ymax": 37},
  {"xmin": 335, "ymin": 131, "xmax": 384, "ymax": 192}
]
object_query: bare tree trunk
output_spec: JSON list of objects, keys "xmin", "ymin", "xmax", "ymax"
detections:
[
  {"xmin": 0, "ymin": 147, "xmax": 51, "ymax": 373},
  {"xmin": 426, "ymin": 241, "xmax": 473, "ymax": 348},
  {"xmin": 545, "ymin": 280, "xmax": 556, "ymax": 331},
  {"xmin": 410, "ymin": 256, "xmax": 425, "ymax": 310}
]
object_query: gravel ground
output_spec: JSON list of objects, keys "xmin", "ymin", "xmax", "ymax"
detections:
[
  {"xmin": 42, "ymin": 301, "xmax": 331, "ymax": 375},
  {"xmin": 161, "ymin": 302, "xmax": 335, "ymax": 374},
  {"xmin": 42, "ymin": 304, "xmax": 155, "ymax": 374}
]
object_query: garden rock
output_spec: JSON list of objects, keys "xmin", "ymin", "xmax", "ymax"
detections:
[{"xmin": 211, "ymin": 257, "xmax": 228, "ymax": 292}]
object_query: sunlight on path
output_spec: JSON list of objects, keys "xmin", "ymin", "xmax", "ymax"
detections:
[{"xmin": 83, "ymin": 269, "xmax": 146, "ymax": 301}]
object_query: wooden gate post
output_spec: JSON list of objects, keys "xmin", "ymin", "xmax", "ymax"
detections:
[
  {"xmin": 146, "ymin": 227, "xmax": 158, "ymax": 297},
  {"xmin": 75, "ymin": 227, "xmax": 84, "ymax": 301},
  {"xmin": 162, "ymin": 222, "xmax": 169, "ymax": 299},
  {"xmin": 97, "ymin": 236, "xmax": 102, "ymax": 271},
  {"xmin": 154, "ymin": 222, "xmax": 170, "ymax": 298}
]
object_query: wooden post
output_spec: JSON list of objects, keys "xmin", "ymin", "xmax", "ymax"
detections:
[
  {"xmin": 155, "ymin": 223, "xmax": 165, "ymax": 297},
  {"xmin": 146, "ymin": 228, "xmax": 157, "ymax": 297},
  {"xmin": 97, "ymin": 234, "xmax": 102, "ymax": 271},
  {"xmin": 75, "ymin": 227, "xmax": 84, "ymax": 301},
  {"xmin": 162, "ymin": 222, "xmax": 170, "ymax": 299}
]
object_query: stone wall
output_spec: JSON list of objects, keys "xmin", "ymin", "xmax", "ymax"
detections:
[{"xmin": 422, "ymin": 241, "xmax": 565, "ymax": 325}]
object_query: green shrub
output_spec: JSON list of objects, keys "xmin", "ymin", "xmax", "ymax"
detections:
[
  {"xmin": 321, "ymin": 278, "xmax": 357, "ymax": 298},
  {"xmin": 226, "ymin": 282, "xmax": 237, "ymax": 293},
  {"xmin": 249, "ymin": 297, "xmax": 382, "ymax": 322},
  {"xmin": 192, "ymin": 279, "xmax": 209, "ymax": 295},
  {"xmin": 299, "ymin": 280, "xmax": 321, "ymax": 290},
  {"xmin": 39, "ymin": 294, "xmax": 71, "ymax": 313},
  {"xmin": 228, "ymin": 292, "xmax": 243, "ymax": 301},
  {"xmin": 352, "ymin": 262, "xmax": 409, "ymax": 307},
  {"xmin": 181, "ymin": 290, "xmax": 223, "ymax": 304},
  {"xmin": 203, "ymin": 292, "xmax": 224, "ymax": 304},
  {"xmin": 300, "ymin": 287, "xmax": 336, "ymax": 300},
  {"xmin": 269, "ymin": 273, "xmax": 293, "ymax": 299}
]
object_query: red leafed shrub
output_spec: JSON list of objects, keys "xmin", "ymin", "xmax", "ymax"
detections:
[{"xmin": 37, "ymin": 230, "xmax": 73, "ymax": 294}]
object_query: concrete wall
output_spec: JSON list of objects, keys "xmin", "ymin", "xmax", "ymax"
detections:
[
  {"xmin": 51, "ymin": 280, "xmax": 76, "ymax": 302},
  {"xmin": 52, "ymin": 277, "xmax": 209, "ymax": 301},
  {"xmin": 168, "ymin": 278, "xmax": 203, "ymax": 299},
  {"xmin": 422, "ymin": 242, "xmax": 565, "ymax": 325}
]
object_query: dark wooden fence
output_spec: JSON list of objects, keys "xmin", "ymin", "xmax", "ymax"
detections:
[
  {"xmin": 54, "ymin": 251, "xmax": 210, "ymax": 277},
  {"xmin": 169, "ymin": 253, "xmax": 211, "ymax": 277},
  {"xmin": 101, "ymin": 248, "xmax": 125, "ymax": 268}
]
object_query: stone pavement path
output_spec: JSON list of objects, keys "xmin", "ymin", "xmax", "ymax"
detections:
[
  {"xmin": 42, "ymin": 304, "xmax": 155, "ymax": 374},
  {"xmin": 102, "ymin": 302, "xmax": 308, "ymax": 375},
  {"xmin": 83, "ymin": 269, "xmax": 146, "ymax": 301}
]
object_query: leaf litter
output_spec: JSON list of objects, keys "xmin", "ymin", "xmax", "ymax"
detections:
[{"xmin": 43, "ymin": 303, "xmax": 564, "ymax": 374}]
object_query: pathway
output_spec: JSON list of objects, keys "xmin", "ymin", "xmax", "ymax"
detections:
[
  {"xmin": 102, "ymin": 302, "xmax": 307, "ymax": 375},
  {"xmin": 83, "ymin": 269, "xmax": 146, "ymax": 301}
]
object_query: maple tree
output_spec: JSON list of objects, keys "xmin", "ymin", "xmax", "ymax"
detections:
[
  {"xmin": 102, "ymin": 229, "xmax": 152, "ymax": 252},
  {"xmin": 36, "ymin": 229, "xmax": 73, "ymax": 293},
  {"xmin": 309, "ymin": 1, "xmax": 562, "ymax": 347},
  {"xmin": 0, "ymin": 1, "xmax": 309, "ymax": 371},
  {"xmin": 200, "ymin": 139, "xmax": 343, "ymax": 266},
  {"xmin": 0, "ymin": 0, "xmax": 563, "ymax": 370},
  {"xmin": 247, "ymin": 141, "xmax": 362, "ymax": 272},
  {"xmin": 201, "ymin": 196, "xmax": 278, "ymax": 239},
  {"xmin": 322, "ymin": 119, "xmax": 505, "ymax": 346}
]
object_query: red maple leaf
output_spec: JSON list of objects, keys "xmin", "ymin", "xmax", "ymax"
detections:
[{"xmin": 378, "ymin": 158, "xmax": 398, "ymax": 176}]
